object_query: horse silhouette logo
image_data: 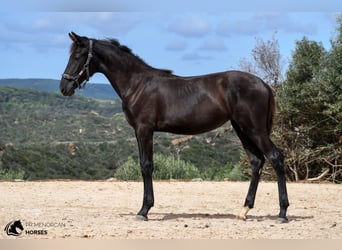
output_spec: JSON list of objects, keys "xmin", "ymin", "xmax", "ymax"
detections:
[{"xmin": 4, "ymin": 220, "xmax": 24, "ymax": 236}]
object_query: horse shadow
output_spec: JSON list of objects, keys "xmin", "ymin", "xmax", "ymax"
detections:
[
  {"xmin": 150, "ymin": 213, "xmax": 313, "ymax": 222},
  {"xmin": 119, "ymin": 212, "xmax": 313, "ymax": 222}
]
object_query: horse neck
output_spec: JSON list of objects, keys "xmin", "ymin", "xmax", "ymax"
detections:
[{"xmin": 94, "ymin": 43, "xmax": 152, "ymax": 100}]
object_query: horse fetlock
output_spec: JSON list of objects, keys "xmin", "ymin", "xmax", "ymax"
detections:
[
  {"xmin": 236, "ymin": 214, "xmax": 247, "ymax": 221},
  {"xmin": 277, "ymin": 216, "xmax": 289, "ymax": 223},
  {"xmin": 236, "ymin": 207, "xmax": 250, "ymax": 221}
]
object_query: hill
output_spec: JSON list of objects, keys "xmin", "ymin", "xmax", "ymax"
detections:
[
  {"xmin": 0, "ymin": 87, "xmax": 242, "ymax": 180},
  {"xmin": 0, "ymin": 78, "xmax": 118, "ymax": 100}
]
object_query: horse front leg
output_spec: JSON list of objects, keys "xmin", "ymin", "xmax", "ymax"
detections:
[{"xmin": 135, "ymin": 127, "xmax": 154, "ymax": 221}]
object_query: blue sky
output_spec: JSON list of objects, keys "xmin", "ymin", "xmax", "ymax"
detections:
[{"xmin": 1, "ymin": 1, "xmax": 341, "ymax": 83}]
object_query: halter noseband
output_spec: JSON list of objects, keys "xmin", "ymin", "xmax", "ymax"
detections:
[{"xmin": 62, "ymin": 40, "xmax": 94, "ymax": 89}]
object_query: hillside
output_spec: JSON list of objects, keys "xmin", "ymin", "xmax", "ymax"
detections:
[
  {"xmin": 0, "ymin": 78, "xmax": 118, "ymax": 100},
  {"xmin": 0, "ymin": 87, "xmax": 242, "ymax": 180}
]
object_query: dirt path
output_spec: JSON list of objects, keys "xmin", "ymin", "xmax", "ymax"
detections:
[{"xmin": 0, "ymin": 181, "xmax": 341, "ymax": 239}]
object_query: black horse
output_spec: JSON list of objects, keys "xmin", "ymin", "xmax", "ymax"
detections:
[{"xmin": 60, "ymin": 32, "xmax": 289, "ymax": 222}]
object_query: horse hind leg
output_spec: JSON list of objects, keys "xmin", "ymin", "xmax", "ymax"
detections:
[
  {"xmin": 267, "ymin": 145, "xmax": 289, "ymax": 222},
  {"xmin": 231, "ymin": 120, "xmax": 265, "ymax": 220},
  {"xmin": 247, "ymin": 132, "xmax": 289, "ymax": 222},
  {"xmin": 245, "ymin": 134, "xmax": 289, "ymax": 222}
]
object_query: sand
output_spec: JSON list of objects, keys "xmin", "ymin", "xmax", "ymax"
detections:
[{"xmin": 0, "ymin": 180, "xmax": 341, "ymax": 239}]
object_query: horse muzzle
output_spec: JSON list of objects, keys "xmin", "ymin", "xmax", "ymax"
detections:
[{"xmin": 60, "ymin": 78, "xmax": 76, "ymax": 96}]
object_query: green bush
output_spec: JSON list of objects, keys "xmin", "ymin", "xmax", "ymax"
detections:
[
  {"xmin": 114, "ymin": 157, "xmax": 142, "ymax": 181},
  {"xmin": 114, "ymin": 153, "xmax": 247, "ymax": 181},
  {"xmin": 0, "ymin": 143, "xmax": 117, "ymax": 180},
  {"xmin": 0, "ymin": 169, "xmax": 25, "ymax": 181},
  {"xmin": 115, "ymin": 154, "xmax": 201, "ymax": 180},
  {"xmin": 153, "ymin": 154, "xmax": 200, "ymax": 179},
  {"xmin": 226, "ymin": 165, "xmax": 247, "ymax": 181},
  {"xmin": 199, "ymin": 161, "xmax": 247, "ymax": 181}
]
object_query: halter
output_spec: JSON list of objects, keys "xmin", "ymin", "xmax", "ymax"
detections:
[{"xmin": 62, "ymin": 40, "xmax": 94, "ymax": 89}]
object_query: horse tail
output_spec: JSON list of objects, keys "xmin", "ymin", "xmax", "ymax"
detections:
[{"xmin": 264, "ymin": 82, "xmax": 276, "ymax": 135}]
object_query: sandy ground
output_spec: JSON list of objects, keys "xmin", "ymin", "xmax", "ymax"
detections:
[{"xmin": 0, "ymin": 180, "xmax": 341, "ymax": 239}]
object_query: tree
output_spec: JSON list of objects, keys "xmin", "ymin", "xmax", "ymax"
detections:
[
  {"xmin": 275, "ymin": 16, "xmax": 342, "ymax": 182},
  {"xmin": 320, "ymin": 15, "xmax": 342, "ymax": 142},
  {"xmin": 286, "ymin": 36, "xmax": 326, "ymax": 85},
  {"xmin": 277, "ymin": 37, "xmax": 327, "ymax": 143},
  {"xmin": 239, "ymin": 33, "xmax": 284, "ymax": 86},
  {"xmin": 238, "ymin": 57, "xmax": 257, "ymax": 75},
  {"xmin": 252, "ymin": 34, "xmax": 284, "ymax": 86}
]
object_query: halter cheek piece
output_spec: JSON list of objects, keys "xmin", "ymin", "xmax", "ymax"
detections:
[{"xmin": 62, "ymin": 40, "xmax": 93, "ymax": 89}]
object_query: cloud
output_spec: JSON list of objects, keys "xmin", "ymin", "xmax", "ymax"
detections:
[
  {"xmin": 75, "ymin": 13, "xmax": 143, "ymax": 36},
  {"xmin": 6, "ymin": 0, "xmax": 146, "ymax": 11},
  {"xmin": 167, "ymin": 14, "xmax": 212, "ymax": 37},
  {"xmin": 0, "ymin": 13, "xmax": 143, "ymax": 53},
  {"xmin": 216, "ymin": 13, "xmax": 318, "ymax": 36},
  {"xmin": 3, "ymin": 0, "xmax": 338, "ymax": 12},
  {"xmin": 165, "ymin": 40, "xmax": 187, "ymax": 51},
  {"xmin": 181, "ymin": 52, "xmax": 214, "ymax": 61},
  {"xmin": 199, "ymin": 38, "xmax": 227, "ymax": 51}
]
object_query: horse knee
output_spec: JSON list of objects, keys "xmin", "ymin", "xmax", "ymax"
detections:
[
  {"xmin": 250, "ymin": 156, "xmax": 265, "ymax": 175},
  {"xmin": 269, "ymin": 149, "xmax": 285, "ymax": 174},
  {"xmin": 251, "ymin": 157, "xmax": 265, "ymax": 168},
  {"xmin": 140, "ymin": 160, "xmax": 153, "ymax": 177}
]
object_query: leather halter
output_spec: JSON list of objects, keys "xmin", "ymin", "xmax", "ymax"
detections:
[{"xmin": 62, "ymin": 40, "xmax": 93, "ymax": 89}]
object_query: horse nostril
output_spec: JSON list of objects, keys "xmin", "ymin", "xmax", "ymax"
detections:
[{"xmin": 61, "ymin": 88, "xmax": 69, "ymax": 96}]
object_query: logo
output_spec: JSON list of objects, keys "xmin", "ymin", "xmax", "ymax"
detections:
[
  {"xmin": 4, "ymin": 220, "xmax": 24, "ymax": 236},
  {"xmin": 4, "ymin": 219, "xmax": 66, "ymax": 237}
]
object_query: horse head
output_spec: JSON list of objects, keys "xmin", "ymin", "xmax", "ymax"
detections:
[{"xmin": 60, "ymin": 32, "xmax": 94, "ymax": 96}]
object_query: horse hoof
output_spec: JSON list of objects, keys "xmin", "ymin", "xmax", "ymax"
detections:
[
  {"xmin": 277, "ymin": 217, "xmax": 289, "ymax": 223},
  {"xmin": 236, "ymin": 215, "xmax": 247, "ymax": 221},
  {"xmin": 135, "ymin": 215, "xmax": 148, "ymax": 221}
]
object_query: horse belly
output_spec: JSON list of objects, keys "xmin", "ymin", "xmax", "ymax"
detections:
[{"xmin": 158, "ymin": 107, "xmax": 229, "ymax": 135}]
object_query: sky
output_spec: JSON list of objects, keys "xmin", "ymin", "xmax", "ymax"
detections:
[{"xmin": 1, "ymin": 1, "xmax": 342, "ymax": 84}]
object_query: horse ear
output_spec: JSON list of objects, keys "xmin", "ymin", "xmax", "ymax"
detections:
[
  {"xmin": 69, "ymin": 32, "xmax": 87, "ymax": 46},
  {"xmin": 69, "ymin": 32, "xmax": 78, "ymax": 42}
]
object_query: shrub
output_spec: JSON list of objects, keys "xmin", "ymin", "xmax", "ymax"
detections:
[
  {"xmin": 200, "ymin": 160, "xmax": 247, "ymax": 181},
  {"xmin": 0, "ymin": 169, "xmax": 25, "ymax": 181},
  {"xmin": 114, "ymin": 157, "xmax": 142, "ymax": 181},
  {"xmin": 114, "ymin": 154, "xmax": 201, "ymax": 180}
]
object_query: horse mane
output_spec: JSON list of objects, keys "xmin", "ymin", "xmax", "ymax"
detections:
[
  {"xmin": 107, "ymin": 39, "xmax": 132, "ymax": 53},
  {"xmin": 69, "ymin": 37, "xmax": 173, "ymax": 75},
  {"xmin": 105, "ymin": 38, "xmax": 173, "ymax": 75}
]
